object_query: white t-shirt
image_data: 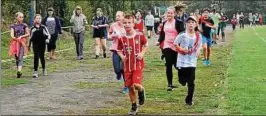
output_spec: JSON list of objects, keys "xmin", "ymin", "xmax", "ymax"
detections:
[
  {"xmin": 174, "ymin": 32, "xmax": 202, "ymax": 68},
  {"xmin": 145, "ymin": 14, "xmax": 154, "ymax": 26}
]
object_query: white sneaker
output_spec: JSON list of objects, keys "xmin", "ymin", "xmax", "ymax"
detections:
[
  {"xmin": 33, "ymin": 71, "xmax": 38, "ymax": 78},
  {"xmin": 43, "ymin": 69, "xmax": 48, "ymax": 76}
]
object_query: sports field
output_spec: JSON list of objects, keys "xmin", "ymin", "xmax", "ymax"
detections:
[{"xmin": 1, "ymin": 26, "xmax": 266, "ymax": 115}]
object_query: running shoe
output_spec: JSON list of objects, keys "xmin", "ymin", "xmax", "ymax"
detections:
[
  {"xmin": 206, "ymin": 60, "xmax": 211, "ymax": 65},
  {"xmin": 122, "ymin": 87, "xmax": 129, "ymax": 94},
  {"xmin": 80, "ymin": 55, "xmax": 83, "ymax": 60},
  {"xmin": 33, "ymin": 71, "xmax": 38, "ymax": 78},
  {"xmin": 95, "ymin": 55, "xmax": 99, "ymax": 59},
  {"xmin": 167, "ymin": 86, "xmax": 173, "ymax": 91},
  {"xmin": 103, "ymin": 53, "xmax": 107, "ymax": 58},
  {"xmin": 128, "ymin": 103, "xmax": 138, "ymax": 115},
  {"xmin": 202, "ymin": 60, "xmax": 208, "ymax": 66},
  {"xmin": 43, "ymin": 69, "xmax": 48, "ymax": 76},
  {"xmin": 17, "ymin": 71, "xmax": 22, "ymax": 78}
]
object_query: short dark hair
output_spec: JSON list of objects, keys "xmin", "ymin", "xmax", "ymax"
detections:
[
  {"xmin": 203, "ymin": 8, "xmax": 210, "ymax": 12},
  {"xmin": 124, "ymin": 14, "xmax": 134, "ymax": 22},
  {"xmin": 47, "ymin": 7, "xmax": 54, "ymax": 11}
]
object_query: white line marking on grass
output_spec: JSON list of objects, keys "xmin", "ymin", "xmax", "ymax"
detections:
[
  {"xmin": 252, "ymin": 27, "xmax": 266, "ymax": 44},
  {"xmin": 1, "ymin": 48, "xmax": 73, "ymax": 63}
]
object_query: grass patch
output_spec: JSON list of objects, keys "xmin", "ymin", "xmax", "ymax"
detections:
[
  {"xmin": 87, "ymin": 31, "xmax": 235, "ymax": 115},
  {"xmin": 226, "ymin": 26, "xmax": 266, "ymax": 114}
]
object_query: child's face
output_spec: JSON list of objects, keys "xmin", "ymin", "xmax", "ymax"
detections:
[
  {"xmin": 16, "ymin": 13, "xmax": 24, "ymax": 23},
  {"xmin": 48, "ymin": 11, "xmax": 53, "ymax": 16},
  {"xmin": 166, "ymin": 9, "xmax": 175, "ymax": 20},
  {"xmin": 186, "ymin": 20, "xmax": 196, "ymax": 31},
  {"xmin": 123, "ymin": 18, "xmax": 134, "ymax": 32},
  {"xmin": 203, "ymin": 11, "xmax": 209, "ymax": 18},
  {"xmin": 76, "ymin": 10, "xmax": 81, "ymax": 15},
  {"xmin": 135, "ymin": 12, "xmax": 141, "ymax": 19},
  {"xmin": 116, "ymin": 12, "xmax": 124, "ymax": 22},
  {"xmin": 35, "ymin": 16, "xmax": 42, "ymax": 24}
]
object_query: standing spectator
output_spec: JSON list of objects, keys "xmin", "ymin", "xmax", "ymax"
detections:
[
  {"xmin": 259, "ymin": 14, "xmax": 263, "ymax": 26},
  {"xmin": 239, "ymin": 12, "xmax": 245, "ymax": 29},
  {"xmin": 70, "ymin": 6, "xmax": 88, "ymax": 60},
  {"xmin": 236, "ymin": 12, "xmax": 240, "ymax": 27},
  {"xmin": 154, "ymin": 13, "xmax": 161, "ymax": 35},
  {"xmin": 249, "ymin": 13, "xmax": 253, "ymax": 26},
  {"xmin": 145, "ymin": 11, "xmax": 154, "ymax": 39},
  {"xmin": 42, "ymin": 7, "xmax": 62, "ymax": 60}
]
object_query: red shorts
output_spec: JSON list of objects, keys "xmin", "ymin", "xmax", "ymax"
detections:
[{"xmin": 124, "ymin": 70, "xmax": 143, "ymax": 87}]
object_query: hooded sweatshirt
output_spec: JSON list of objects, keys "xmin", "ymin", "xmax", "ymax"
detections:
[{"xmin": 70, "ymin": 6, "xmax": 88, "ymax": 33}]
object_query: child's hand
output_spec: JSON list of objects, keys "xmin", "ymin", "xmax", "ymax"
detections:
[
  {"xmin": 180, "ymin": 47, "xmax": 189, "ymax": 54},
  {"xmin": 28, "ymin": 46, "xmax": 31, "ymax": 52},
  {"xmin": 136, "ymin": 53, "xmax": 144, "ymax": 60},
  {"xmin": 120, "ymin": 55, "xmax": 126, "ymax": 62},
  {"xmin": 45, "ymin": 39, "xmax": 50, "ymax": 44},
  {"xmin": 156, "ymin": 42, "xmax": 160, "ymax": 46}
]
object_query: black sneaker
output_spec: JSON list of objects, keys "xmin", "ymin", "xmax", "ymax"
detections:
[
  {"xmin": 171, "ymin": 85, "xmax": 177, "ymax": 88},
  {"xmin": 95, "ymin": 55, "xmax": 99, "ymax": 59},
  {"xmin": 138, "ymin": 88, "xmax": 145, "ymax": 105},
  {"xmin": 128, "ymin": 103, "xmax": 138, "ymax": 115},
  {"xmin": 167, "ymin": 86, "xmax": 173, "ymax": 91},
  {"xmin": 185, "ymin": 96, "xmax": 194, "ymax": 106},
  {"xmin": 160, "ymin": 55, "xmax": 164, "ymax": 60},
  {"xmin": 148, "ymin": 36, "xmax": 151, "ymax": 39},
  {"xmin": 17, "ymin": 71, "xmax": 22, "ymax": 78},
  {"xmin": 103, "ymin": 53, "xmax": 107, "ymax": 58}
]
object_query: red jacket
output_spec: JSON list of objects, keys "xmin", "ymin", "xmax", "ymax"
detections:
[{"xmin": 9, "ymin": 37, "xmax": 27, "ymax": 57}]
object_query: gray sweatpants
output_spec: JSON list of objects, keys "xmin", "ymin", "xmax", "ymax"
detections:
[
  {"xmin": 16, "ymin": 45, "xmax": 24, "ymax": 67},
  {"xmin": 74, "ymin": 31, "xmax": 85, "ymax": 57}
]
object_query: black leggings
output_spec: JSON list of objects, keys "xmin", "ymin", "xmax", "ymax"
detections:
[
  {"xmin": 154, "ymin": 23, "xmax": 160, "ymax": 34},
  {"xmin": 163, "ymin": 48, "xmax": 178, "ymax": 87},
  {"xmin": 48, "ymin": 34, "xmax": 58, "ymax": 52},
  {"xmin": 33, "ymin": 43, "xmax": 46, "ymax": 71},
  {"xmin": 178, "ymin": 67, "xmax": 196, "ymax": 103}
]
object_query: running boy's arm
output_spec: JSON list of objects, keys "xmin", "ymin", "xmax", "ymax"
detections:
[
  {"xmin": 206, "ymin": 19, "xmax": 216, "ymax": 29},
  {"xmin": 174, "ymin": 34, "xmax": 188, "ymax": 54},
  {"xmin": 137, "ymin": 35, "xmax": 148, "ymax": 60}
]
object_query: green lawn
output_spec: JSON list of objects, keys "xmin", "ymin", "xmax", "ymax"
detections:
[
  {"xmin": 88, "ymin": 32, "xmax": 234, "ymax": 114},
  {"xmin": 226, "ymin": 26, "xmax": 266, "ymax": 114}
]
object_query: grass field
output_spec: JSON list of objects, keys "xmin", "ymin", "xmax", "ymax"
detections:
[
  {"xmin": 226, "ymin": 26, "xmax": 266, "ymax": 114},
  {"xmin": 1, "ymin": 26, "xmax": 266, "ymax": 115}
]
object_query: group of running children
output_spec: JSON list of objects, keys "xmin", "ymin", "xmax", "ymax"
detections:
[{"xmin": 9, "ymin": 4, "xmax": 247, "ymax": 115}]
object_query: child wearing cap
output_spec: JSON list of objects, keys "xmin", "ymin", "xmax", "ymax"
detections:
[{"xmin": 174, "ymin": 16, "xmax": 202, "ymax": 106}]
